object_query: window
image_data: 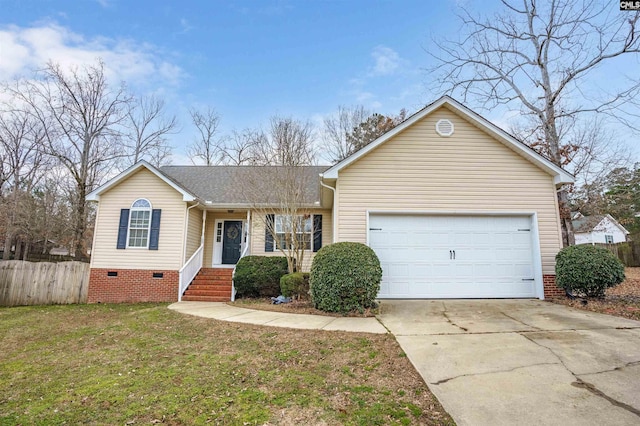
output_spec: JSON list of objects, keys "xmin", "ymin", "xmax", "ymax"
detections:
[
  {"xmin": 605, "ymin": 234, "xmax": 614, "ymax": 244},
  {"xmin": 128, "ymin": 198, "xmax": 152, "ymax": 248},
  {"xmin": 274, "ymin": 214, "xmax": 312, "ymax": 250}
]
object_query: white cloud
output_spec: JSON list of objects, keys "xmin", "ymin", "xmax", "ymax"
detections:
[
  {"xmin": 178, "ymin": 18, "xmax": 194, "ymax": 34},
  {"xmin": 0, "ymin": 23, "xmax": 184, "ymax": 89},
  {"xmin": 370, "ymin": 45, "xmax": 402, "ymax": 76}
]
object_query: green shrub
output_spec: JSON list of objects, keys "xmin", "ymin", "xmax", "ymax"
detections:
[
  {"xmin": 555, "ymin": 245, "xmax": 625, "ymax": 298},
  {"xmin": 310, "ymin": 242, "xmax": 382, "ymax": 313},
  {"xmin": 233, "ymin": 256, "xmax": 289, "ymax": 298},
  {"xmin": 280, "ymin": 272, "xmax": 310, "ymax": 299}
]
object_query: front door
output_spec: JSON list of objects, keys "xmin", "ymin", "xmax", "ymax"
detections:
[{"xmin": 222, "ymin": 221, "xmax": 243, "ymax": 264}]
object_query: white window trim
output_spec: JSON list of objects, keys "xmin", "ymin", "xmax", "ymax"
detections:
[
  {"xmin": 127, "ymin": 198, "xmax": 152, "ymax": 249},
  {"xmin": 274, "ymin": 214, "xmax": 313, "ymax": 251},
  {"xmin": 605, "ymin": 234, "xmax": 614, "ymax": 244}
]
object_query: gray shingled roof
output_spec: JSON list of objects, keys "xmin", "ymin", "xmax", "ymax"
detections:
[
  {"xmin": 572, "ymin": 215, "xmax": 605, "ymax": 233},
  {"xmin": 159, "ymin": 165, "xmax": 329, "ymax": 205}
]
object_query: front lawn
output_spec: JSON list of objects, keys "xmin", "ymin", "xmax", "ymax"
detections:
[
  {"xmin": 0, "ymin": 303, "xmax": 453, "ymax": 425},
  {"xmin": 550, "ymin": 267, "xmax": 640, "ymax": 321}
]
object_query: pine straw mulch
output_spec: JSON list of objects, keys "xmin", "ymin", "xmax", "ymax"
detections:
[
  {"xmin": 549, "ymin": 267, "xmax": 640, "ymax": 321},
  {"xmin": 228, "ymin": 298, "xmax": 378, "ymax": 317}
]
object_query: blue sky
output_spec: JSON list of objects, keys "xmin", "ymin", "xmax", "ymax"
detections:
[
  {"xmin": 0, "ymin": 0, "xmax": 636, "ymax": 164},
  {"xmin": 0, "ymin": 0, "xmax": 476, "ymax": 161}
]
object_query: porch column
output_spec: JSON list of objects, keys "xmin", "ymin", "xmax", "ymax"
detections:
[{"xmin": 201, "ymin": 210, "xmax": 207, "ymax": 245}]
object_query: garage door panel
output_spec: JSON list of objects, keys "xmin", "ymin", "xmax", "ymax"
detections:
[{"xmin": 369, "ymin": 214, "xmax": 537, "ymax": 299}]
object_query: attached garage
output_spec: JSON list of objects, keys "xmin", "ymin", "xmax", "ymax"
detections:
[{"xmin": 369, "ymin": 214, "xmax": 540, "ymax": 299}]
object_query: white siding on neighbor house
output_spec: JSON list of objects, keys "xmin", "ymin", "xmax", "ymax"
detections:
[
  {"xmin": 574, "ymin": 218, "xmax": 628, "ymax": 245},
  {"xmin": 335, "ymin": 105, "xmax": 563, "ymax": 275},
  {"xmin": 90, "ymin": 168, "xmax": 186, "ymax": 270},
  {"xmin": 185, "ymin": 207, "xmax": 204, "ymax": 262},
  {"xmin": 250, "ymin": 210, "xmax": 333, "ymax": 271}
]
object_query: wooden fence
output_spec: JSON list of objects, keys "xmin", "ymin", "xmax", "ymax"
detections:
[
  {"xmin": 595, "ymin": 242, "xmax": 640, "ymax": 267},
  {"xmin": 0, "ymin": 261, "xmax": 90, "ymax": 307}
]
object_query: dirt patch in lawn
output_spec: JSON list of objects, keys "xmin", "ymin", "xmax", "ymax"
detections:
[
  {"xmin": 550, "ymin": 267, "xmax": 640, "ymax": 321},
  {"xmin": 229, "ymin": 298, "xmax": 378, "ymax": 317},
  {"xmin": 0, "ymin": 303, "xmax": 453, "ymax": 425}
]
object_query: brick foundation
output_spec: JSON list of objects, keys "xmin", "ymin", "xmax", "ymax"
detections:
[
  {"xmin": 543, "ymin": 274, "xmax": 564, "ymax": 299},
  {"xmin": 88, "ymin": 268, "xmax": 179, "ymax": 303}
]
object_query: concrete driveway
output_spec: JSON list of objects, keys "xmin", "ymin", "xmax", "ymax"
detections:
[{"xmin": 378, "ymin": 300, "xmax": 640, "ymax": 426}]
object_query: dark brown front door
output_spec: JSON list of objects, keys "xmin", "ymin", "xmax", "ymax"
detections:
[{"xmin": 222, "ymin": 221, "xmax": 242, "ymax": 264}]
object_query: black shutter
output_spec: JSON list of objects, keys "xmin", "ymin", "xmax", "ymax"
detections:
[
  {"xmin": 149, "ymin": 209, "xmax": 161, "ymax": 250},
  {"xmin": 313, "ymin": 214, "xmax": 322, "ymax": 252},
  {"xmin": 265, "ymin": 214, "xmax": 275, "ymax": 252},
  {"xmin": 117, "ymin": 209, "xmax": 129, "ymax": 249}
]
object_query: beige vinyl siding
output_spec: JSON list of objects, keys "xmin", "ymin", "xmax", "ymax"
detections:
[
  {"xmin": 203, "ymin": 212, "xmax": 247, "ymax": 268},
  {"xmin": 90, "ymin": 168, "xmax": 186, "ymax": 270},
  {"xmin": 185, "ymin": 207, "xmax": 203, "ymax": 262},
  {"xmin": 336, "ymin": 105, "xmax": 562, "ymax": 275},
  {"xmin": 250, "ymin": 210, "xmax": 333, "ymax": 271}
]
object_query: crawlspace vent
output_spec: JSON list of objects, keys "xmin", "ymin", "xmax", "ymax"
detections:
[{"xmin": 435, "ymin": 119, "xmax": 454, "ymax": 137}]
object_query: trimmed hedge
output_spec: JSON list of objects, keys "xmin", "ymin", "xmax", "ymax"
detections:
[
  {"xmin": 555, "ymin": 244, "xmax": 625, "ymax": 298},
  {"xmin": 280, "ymin": 272, "xmax": 310, "ymax": 299},
  {"xmin": 310, "ymin": 242, "xmax": 382, "ymax": 313},
  {"xmin": 233, "ymin": 256, "xmax": 289, "ymax": 298}
]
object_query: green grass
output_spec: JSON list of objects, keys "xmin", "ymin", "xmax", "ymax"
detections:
[{"xmin": 0, "ymin": 304, "xmax": 454, "ymax": 425}]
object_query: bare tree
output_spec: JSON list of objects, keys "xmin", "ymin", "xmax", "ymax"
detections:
[
  {"xmin": 323, "ymin": 107, "xmax": 408, "ymax": 163},
  {"xmin": 0, "ymin": 106, "xmax": 47, "ymax": 259},
  {"xmin": 254, "ymin": 116, "xmax": 316, "ymax": 166},
  {"xmin": 429, "ymin": 0, "xmax": 640, "ymax": 246},
  {"xmin": 511, "ymin": 117, "xmax": 632, "ymax": 189},
  {"xmin": 219, "ymin": 129, "xmax": 261, "ymax": 165},
  {"xmin": 241, "ymin": 166, "xmax": 318, "ymax": 274},
  {"xmin": 188, "ymin": 106, "xmax": 223, "ymax": 165},
  {"xmin": 125, "ymin": 95, "xmax": 177, "ymax": 167},
  {"xmin": 7, "ymin": 60, "xmax": 131, "ymax": 259},
  {"xmin": 237, "ymin": 116, "xmax": 318, "ymax": 272},
  {"xmin": 322, "ymin": 105, "xmax": 371, "ymax": 163}
]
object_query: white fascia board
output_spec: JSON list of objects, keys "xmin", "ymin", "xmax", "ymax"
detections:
[
  {"xmin": 85, "ymin": 160, "xmax": 196, "ymax": 202},
  {"xmin": 323, "ymin": 96, "xmax": 575, "ymax": 185}
]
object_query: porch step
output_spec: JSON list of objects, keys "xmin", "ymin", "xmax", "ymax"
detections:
[
  {"xmin": 181, "ymin": 295, "xmax": 231, "ymax": 302},
  {"xmin": 182, "ymin": 268, "xmax": 234, "ymax": 302},
  {"xmin": 196, "ymin": 268, "xmax": 234, "ymax": 277},
  {"xmin": 187, "ymin": 284, "xmax": 232, "ymax": 291}
]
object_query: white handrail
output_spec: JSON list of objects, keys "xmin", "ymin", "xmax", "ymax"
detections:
[
  {"xmin": 231, "ymin": 244, "xmax": 250, "ymax": 302},
  {"xmin": 178, "ymin": 244, "xmax": 204, "ymax": 301}
]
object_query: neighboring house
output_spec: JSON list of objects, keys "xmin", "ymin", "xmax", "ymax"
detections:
[
  {"xmin": 573, "ymin": 214, "xmax": 629, "ymax": 245},
  {"xmin": 86, "ymin": 96, "xmax": 574, "ymax": 303}
]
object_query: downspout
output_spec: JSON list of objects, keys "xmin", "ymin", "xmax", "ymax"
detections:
[
  {"xmin": 182, "ymin": 202, "xmax": 200, "ymax": 264},
  {"xmin": 319, "ymin": 174, "xmax": 336, "ymax": 243}
]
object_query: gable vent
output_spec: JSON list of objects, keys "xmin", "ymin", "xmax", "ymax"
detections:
[{"xmin": 435, "ymin": 119, "xmax": 454, "ymax": 137}]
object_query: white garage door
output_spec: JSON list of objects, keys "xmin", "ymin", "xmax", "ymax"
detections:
[{"xmin": 369, "ymin": 214, "xmax": 537, "ymax": 298}]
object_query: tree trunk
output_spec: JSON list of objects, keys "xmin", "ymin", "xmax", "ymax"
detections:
[
  {"xmin": 73, "ymin": 187, "xmax": 87, "ymax": 260},
  {"xmin": 557, "ymin": 188, "xmax": 575, "ymax": 247},
  {"xmin": 14, "ymin": 237, "xmax": 22, "ymax": 260},
  {"xmin": 23, "ymin": 238, "xmax": 30, "ymax": 261},
  {"xmin": 3, "ymin": 233, "xmax": 12, "ymax": 260}
]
